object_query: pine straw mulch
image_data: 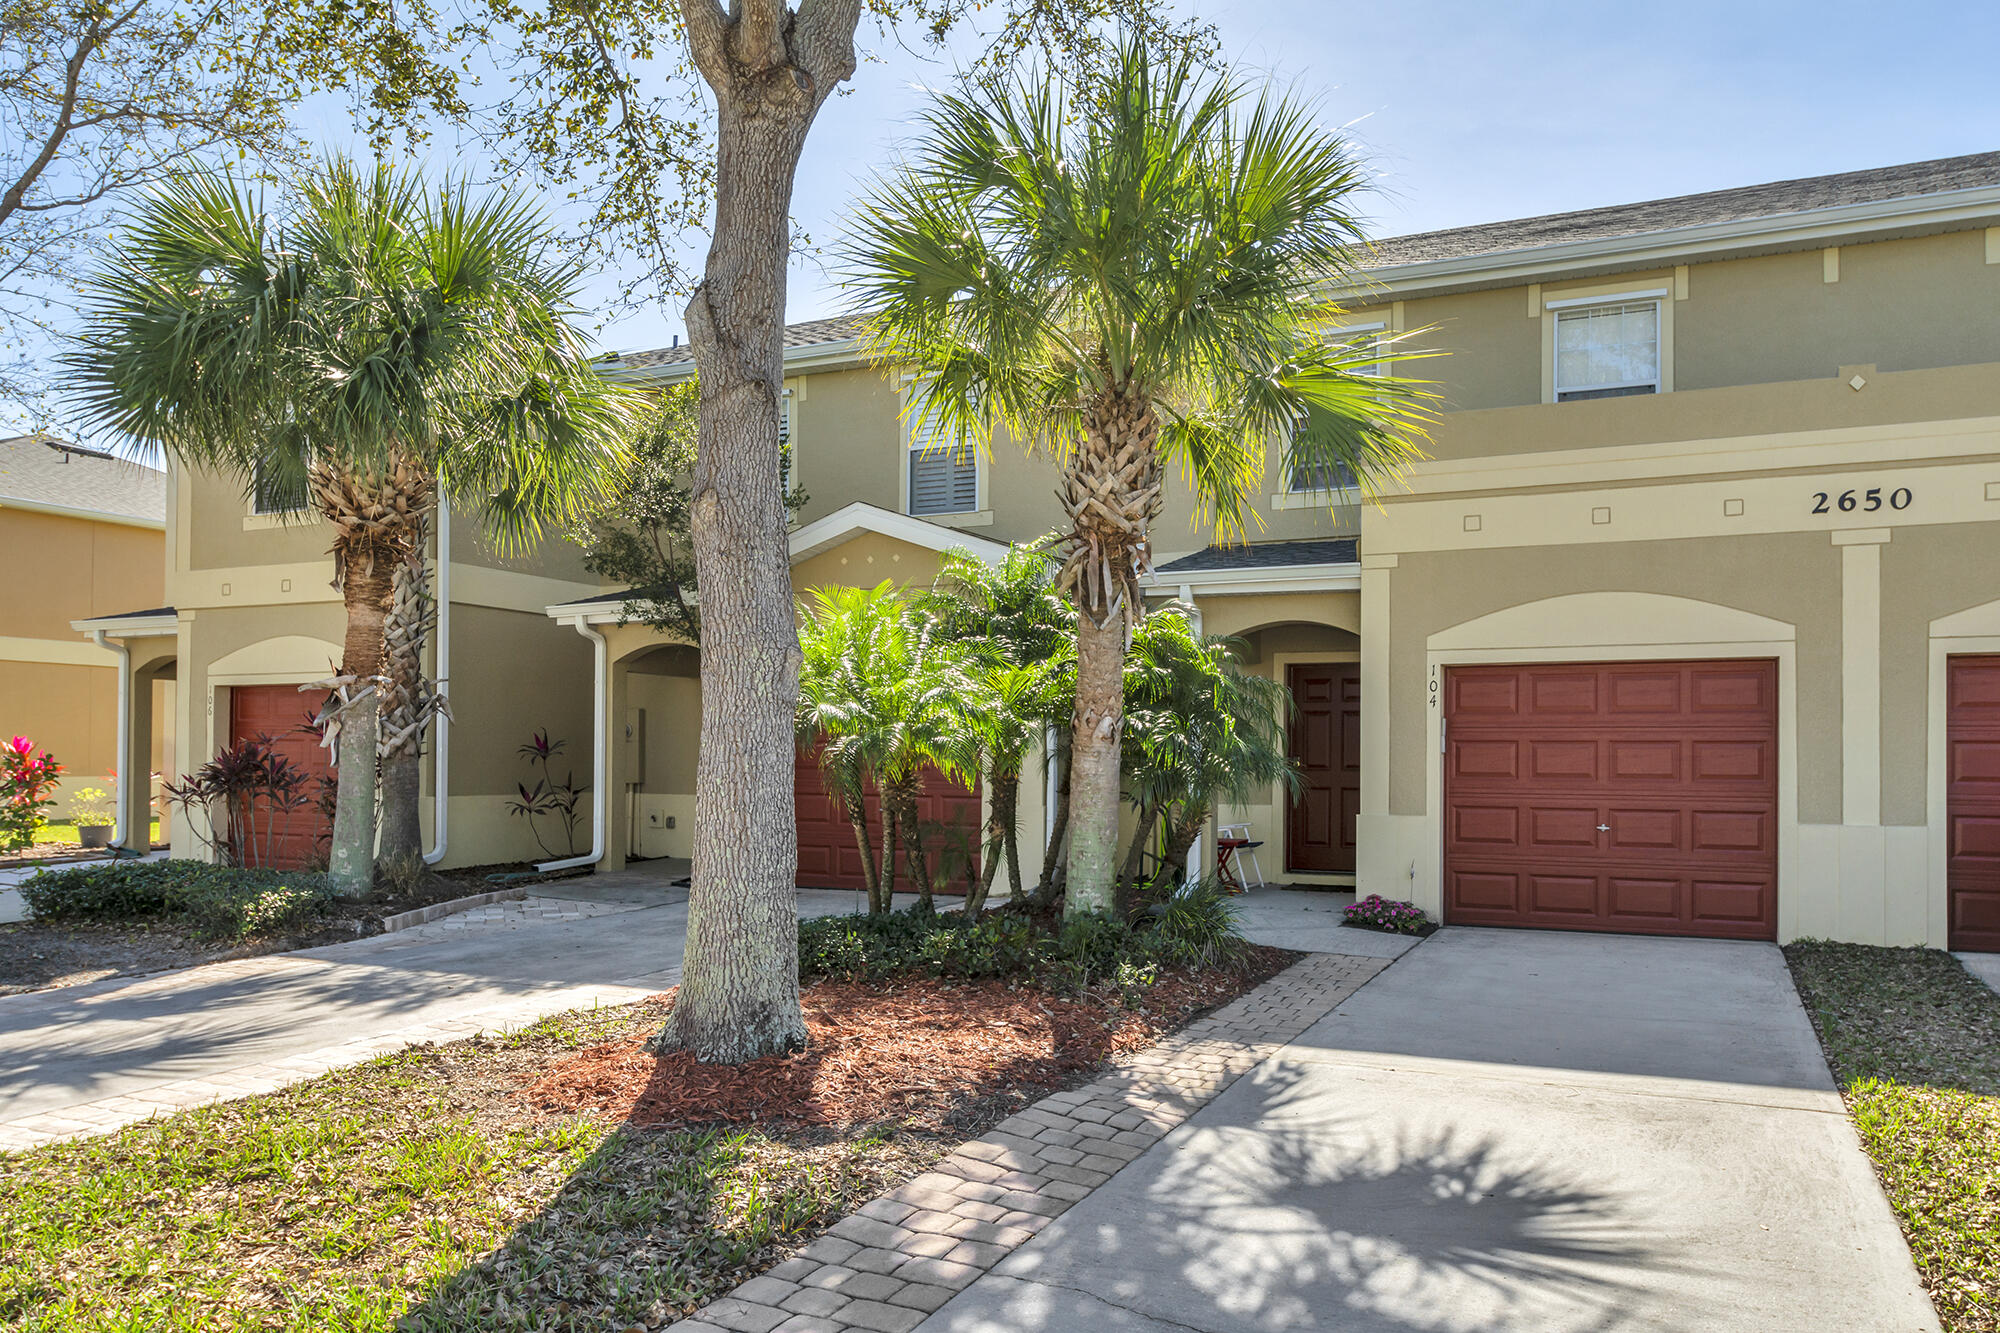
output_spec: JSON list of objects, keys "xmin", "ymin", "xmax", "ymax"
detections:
[
  {"xmin": 527, "ymin": 949, "xmax": 1297, "ymax": 1131},
  {"xmin": 2, "ymin": 947, "xmax": 1301, "ymax": 1333}
]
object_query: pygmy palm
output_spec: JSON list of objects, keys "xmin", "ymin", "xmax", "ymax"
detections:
[
  {"xmin": 69, "ymin": 160, "xmax": 633, "ymax": 893},
  {"xmin": 847, "ymin": 36, "xmax": 1433, "ymax": 916}
]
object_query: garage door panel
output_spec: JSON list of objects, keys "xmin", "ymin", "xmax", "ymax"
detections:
[
  {"xmin": 1529, "ymin": 874, "xmax": 1598, "ymax": 916},
  {"xmin": 1690, "ymin": 878, "xmax": 1772, "ymax": 926},
  {"xmin": 1444, "ymin": 660, "xmax": 1777, "ymax": 940},
  {"xmin": 1949, "ymin": 739, "xmax": 2000, "ymax": 785},
  {"xmin": 1528, "ymin": 740, "xmax": 1600, "ymax": 781},
  {"xmin": 1607, "ymin": 808, "xmax": 1680, "ymax": 850}
]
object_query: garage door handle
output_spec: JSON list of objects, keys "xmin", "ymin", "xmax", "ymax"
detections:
[{"xmin": 1596, "ymin": 824, "xmax": 1611, "ymax": 832}]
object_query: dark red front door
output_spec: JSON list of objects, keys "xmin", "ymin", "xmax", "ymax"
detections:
[
  {"xmin": 1443, "ymin": 659, "xmax": 1779, "ymax": 940},
  {"xmin": 228, "ymin": 684, "xmax": 334, "ymax": 870},
  {"xmin": 1288, "ymin": 663, "xmax": 1361, "ymax": 874},
  {"xmin": 794, "ymin": 751, "xmax": 981, "ymax": 893},
  {"xmin": 1947, "ymin": 656, "xmax": 2000, "ymax": 951}
]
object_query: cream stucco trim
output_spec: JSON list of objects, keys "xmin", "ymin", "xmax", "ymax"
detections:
[
  {"xmin": 206, "ymin": 634, "xmax": 343, "ymax": 686},
  {"xmin": 1926, "ymin": 595, "xmax": 2000, "ymax": 948},
  {"xmin": 1359, "ymin": 562, "xmax": 1391, "ymax": 820},
  {"xmin": 1417, "ymin": 593, "xmax": 1800, "ymax": 937},
  {"xmin": 447, "ymin": 563, "xmax": 600, "ymax": 614},
  {"xmin": 1840, "ymin": 531, "xmax": 1889, "ymax": 826},
  {"xmin": 0, "ymin": 635, "xmax": 120, "ymax": 667},
  {"xmin": 0, "ymin": 496, "xmax": 164, "ymax": 531}
]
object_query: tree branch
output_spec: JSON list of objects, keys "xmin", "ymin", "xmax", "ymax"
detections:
[
  {"xmin": 678, "ymin": 0, "xmax": 731, "ymax": 86},
  {"xmin": 0, "ymin": 19, "xmax": 103, "ymax": 229},
  {"xmin": 792, "ymin": 0, "xmax": 861, "ymax": 104},
  {"xmin": 729, "ymin": 0, "xmax": 790, "ymax": 76}
]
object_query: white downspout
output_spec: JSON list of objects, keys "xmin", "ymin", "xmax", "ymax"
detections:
[
  {"xmin": 535, "ymin": 617, "xmax": 608, "ymax": 873},
  {"xmin": 91, "ymin": 629, "xmax": 132, "ymax": 850},
  {"xmin": 423, "ymin": 503, "xmax": 451, "ymax": 866}
]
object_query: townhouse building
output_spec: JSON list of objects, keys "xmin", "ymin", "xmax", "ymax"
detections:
[{"xmin": 77, "ymin": 151, "xmax": 2000, "ymax": 950}]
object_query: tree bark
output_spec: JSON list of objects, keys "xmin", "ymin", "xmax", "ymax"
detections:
[
  {"xmin": 327, "ymin": 557, "xmax": 393, "ymax": 895},
  {"xmin": 1117, "ymin": 803, "xmax": 1162, "ymax": 914},
  {"xmin": 1064, "ymin": 602, "xmax": 1128, "ymax": 916},
  {"xmin": 844, "ymin": 793, "xmax": 880, "ymax": 912},
  {"xmin": 1151, "ymin": 803, "xmax": 1211, "ymax": 897},
  {"xmin": 663, "ymin": 0, "xmax": 859, "ymax": 1062},
  {"xmin": 376, "ymin": 520, "xmax": 434, "ymax": 884}
]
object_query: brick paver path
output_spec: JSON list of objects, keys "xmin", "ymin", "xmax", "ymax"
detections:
[{"xmin": 667, "ymin": 951, "xmax": 1393, "ymax": 1333}]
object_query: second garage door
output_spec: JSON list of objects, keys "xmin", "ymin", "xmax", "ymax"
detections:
[{"xmin": 1443, "ymin": 659, "xmax": 1778, "ymax": 940}]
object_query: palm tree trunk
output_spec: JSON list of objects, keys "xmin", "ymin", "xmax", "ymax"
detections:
[
  {"xmin": 967, "ymin": 772, "xmax": 1018, "ymax": 919},
  {"xmin": 889, "ymin": 781, "xmax": 932, "ymax": 913},
  {"xmin": 1065, "ymin": 601, "xmax": 1128, "ymax": 916},
  {"xmin": 879, "ymin": 802, "xmax": 898, "ymax": 907},
  {"xmin": 844, "ymin": 792, "xmax": 880, "ymax": 912},
  {"xmin": 1150, "ymin": 802, "xmax": 1210, "ymax": 897},
  {"xmin": 377, "ymin": 509, "xmax": 435, "ymax": 885},
  {"xmin": 1118, "ymin": 803, "xmax": 1162, "ymax": 911}
]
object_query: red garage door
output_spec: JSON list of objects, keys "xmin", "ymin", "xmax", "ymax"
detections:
[
  {"xmin": 1443, "ymin": 659, "xmax": 1778, "ymax": 940},
  {"xmin": 1947, "ymin": 656, "xmax": 2000, "ymax": 952},
  {"xmin": 228, "ymin": 685, "xmax": 334, "ymax": 870},
  {"xmin": 794, "ymin": 751, "xmax": 981, "ymax": 893}
]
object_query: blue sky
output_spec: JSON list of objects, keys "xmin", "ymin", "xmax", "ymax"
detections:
[
  {"xmin": 16, "ymin": 0, "xmax": 2000, "ymax": 438},
  {"xmin": 622, "ymin": 0, "xmax": 1997, "ymax": 360}
]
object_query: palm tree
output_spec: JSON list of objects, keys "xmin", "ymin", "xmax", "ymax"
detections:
[
  {"xmin": 921, "ymin": 543, "xmax": 1074, "ymax": 914},
  {"xmin": 68, "ymin": 160, "xmax": 633, "ymax": 895},
  {"xmin": 1120, "ymin": 607, "xmax": 1295, "ymax": 908},
  {"xmin": 846, "ymin": 35, "xmax": 1434, "ymax": 917},
  {"xmin": 796, "ymin": 583, "xmax": 975, "ymax": 914}
]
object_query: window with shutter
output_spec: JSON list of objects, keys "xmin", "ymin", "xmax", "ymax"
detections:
[
  {"xmin": 251, "ymin": 459, "xmax": 309, "ymax": 514},
  {"xmin": 908, "ymin": 431, "xmax": 978, "ymax": 516}
]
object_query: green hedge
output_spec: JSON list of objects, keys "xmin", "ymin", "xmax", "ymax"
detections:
[
  {"xmin": 21, "ymin": 860, "xmax": 336, "ymax": 941},
  {"xmin": 798, "ymin": 880, "xmax": 1249, "ymax": 990}
]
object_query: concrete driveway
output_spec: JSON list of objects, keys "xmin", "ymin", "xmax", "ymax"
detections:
[{"xmin": 919, "ymin": 928, "xmax": 1938, "ymax": 1333}]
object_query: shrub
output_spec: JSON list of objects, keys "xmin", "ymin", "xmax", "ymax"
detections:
[
  {"xmin": 0, "ymin": 737, "xmax": 63, "ymax": 850},
  {"xmin": 21, "ymin": 860, "xmax": 335, "ymax": 940},
  {"xmin": 798, "ymin": 892, "xmax": 1253, "ymax": 992},
  {"xmin": 1153, "ymin": 879, "xmax": 1250, "ymax": 969},
  {"xmin": 1341, "ymin": 894, "xmax": 1435, "ymax": 936}
]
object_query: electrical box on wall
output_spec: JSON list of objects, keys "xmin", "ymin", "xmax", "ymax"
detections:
[{"xmin": 623, "ymin": 708, "xmax": 645, "ymax": 785}]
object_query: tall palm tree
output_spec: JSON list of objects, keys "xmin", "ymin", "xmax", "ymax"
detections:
[
  {"xmin": 846, "ymin": 35, "xmax": 1434, "ymax": 916},
  {"xmin": 1120, "ymin": 607, "xmax": 1295, "ymax": 907},
  {"xmin": 796, "ymin": 582, "xmax": 975, "ymax": 914},
  {"xmin": 68, "ymin": 160, "xmax": 633, "ymax": 895}
]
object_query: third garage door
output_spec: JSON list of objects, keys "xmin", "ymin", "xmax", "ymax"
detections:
[{"xmin": 1443, "ymin": 659, "xmax": 1778, "ymax": 940}]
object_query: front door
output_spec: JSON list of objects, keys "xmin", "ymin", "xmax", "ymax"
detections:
[{"xmin": 1287, "ymin": 663, "xmax": 1361, "ymax": 874}]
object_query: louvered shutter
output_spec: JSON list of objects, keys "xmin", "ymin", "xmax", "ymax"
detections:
[{"xmin": 908, "ymin": 435, "xmax": 977, "ymax": 515}]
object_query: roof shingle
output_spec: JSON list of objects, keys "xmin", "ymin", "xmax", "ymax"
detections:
[
  {"xmin": 0, "ymin": 434, "xmax": 165, "ymax": 523},
  {"xmin": 1156, "ymin": 538, "xmax": 1357, "ymax": 574}
]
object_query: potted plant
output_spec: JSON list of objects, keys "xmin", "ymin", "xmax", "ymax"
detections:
[{"xmin": 71, "ymin": 787, "xmax": 117, "ymax": 848}]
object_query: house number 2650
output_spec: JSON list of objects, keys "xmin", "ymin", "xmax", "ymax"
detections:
[{"xmin": 1812, "ymin": 486, "xmax": 1911, "ymax": 514}]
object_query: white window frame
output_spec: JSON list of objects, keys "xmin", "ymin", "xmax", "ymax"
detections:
[
  {"xmin": 1275, "ymin": 321, "xmax": 1384, "ymax": 507},
  {"xmin": 1541, "ymin": 284, "xmax": 1674, "ymax": 405},
  {"xmin": 778, "ymin": 386, "xmax": 797, "ymax": 492},
  {"xmin": 899, "ymin": 375, "xmax": 990, "ymax": 525}
]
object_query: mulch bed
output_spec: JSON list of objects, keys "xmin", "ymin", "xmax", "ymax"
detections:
[{"xmin": 528, "ymin": 949, "xmax": 1297, "ymax": 1131}]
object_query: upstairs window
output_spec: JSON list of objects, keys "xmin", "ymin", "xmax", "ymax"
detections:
[
  {"xmin": 778, "ymin": 389, "xmax": 795, "ymax": 490},
  {"xmin": 251, "ymin": 458, "xmax": 309, "ymax": 514},
  {"xmin": 908, "ymin": 425, "xmax": 978, "ymax": 516},
  {"xmin": 1288, "ymin": 325, "xmax": 1380, "ymax": 494},
  {"xmin": 1555, "ymin": 300, "xmax": 1660, "ymax": 401}
]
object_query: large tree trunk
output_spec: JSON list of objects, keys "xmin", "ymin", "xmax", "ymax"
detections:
[
  {"xmin": 663, "ymin": 0, "xmax": 858, "ymax": 1063},
  {"xmin": 1065, "ymin": 603, "xmax": 1128, "ymax": 915},
  {"xmin": 327, "ymin": 562, "xmax": 393, "ymax": 895}
]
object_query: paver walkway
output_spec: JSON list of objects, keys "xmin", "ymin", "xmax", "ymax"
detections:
[{"xmin": 0, "ymin": 871, "xmax": 891, "ymax": 1151}]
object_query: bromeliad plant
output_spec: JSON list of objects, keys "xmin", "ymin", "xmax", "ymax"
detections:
[
  {"xmin": 162, "ymin": 738, "xmax": 316, "ymax": 870},
  {"xmin": 508, "ymin": 730, "xmax": 588, "ymax": 860},
  {"xmin": 0, "ymin": 737, "xmax": 63, "ymax": 850}
]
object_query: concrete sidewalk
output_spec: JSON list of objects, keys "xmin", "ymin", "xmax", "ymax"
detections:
[
  {"xmin": 916, "ymin": 928, "xmax": 1938, "ymax": 1333},
  {"xmin": 0, "ymin": 869, "xmax": 892, "ymax": 1150}
]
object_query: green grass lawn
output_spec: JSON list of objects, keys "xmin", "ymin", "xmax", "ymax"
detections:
[
  {"xmin": 0, "ymin": 998, "xmax": 948, "ymax": 1332},
  {"xmin": 1786, "ymin": 941, "xmax": 2000, "ymax": 1333},
  {"xmin": 28, "ymin": 820, "xmax": 160, "ymax": 846}
]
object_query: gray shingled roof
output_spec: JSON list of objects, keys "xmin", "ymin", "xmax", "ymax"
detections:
[
  {"xmin": 605, "ymin": 313, "xmax": 873, "ymax": 372},
  {"xmin": 1157, "ymin": 538, "xmax": 1357, "ymax": 574},
  {"xmin": 606, "ymin": 151, "xmax": 2000, "ymax": 372},
  {"xmin": 75, "ymin": 606, "xmax": 175, "ymax": 623},
  {"xmin": 0, "ymin": 434, "xmax": 165, "ymax": 523},
  {"xmin": 1365, "ymin": 151, "xmax": 2000, "ymax": 267}
]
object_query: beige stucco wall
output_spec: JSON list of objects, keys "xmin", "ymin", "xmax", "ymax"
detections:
[{"xmin": 1880, "ymin": 520, "xmax": 2000, "ymax": 826}]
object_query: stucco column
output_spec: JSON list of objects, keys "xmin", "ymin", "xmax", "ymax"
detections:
[
  {"xmin": 1358, "ymin": 554, "xmax": 1396, "ymax": 819},
  {"xmin": 1835, "ymin": 528, "xmax": 1890, "ymax": 826},
  {"xmin": 121, "ymin": 662, "xmax": 156, "ymax": 847}
]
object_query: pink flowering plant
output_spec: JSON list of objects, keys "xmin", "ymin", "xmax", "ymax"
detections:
[
  {"xmin": 1341, "ymin": 893, "xmax": 1436, "ymax": 936},
  {"xmin": 0, "ymin": 737, "xmax": 64, "ymax": 850}
]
